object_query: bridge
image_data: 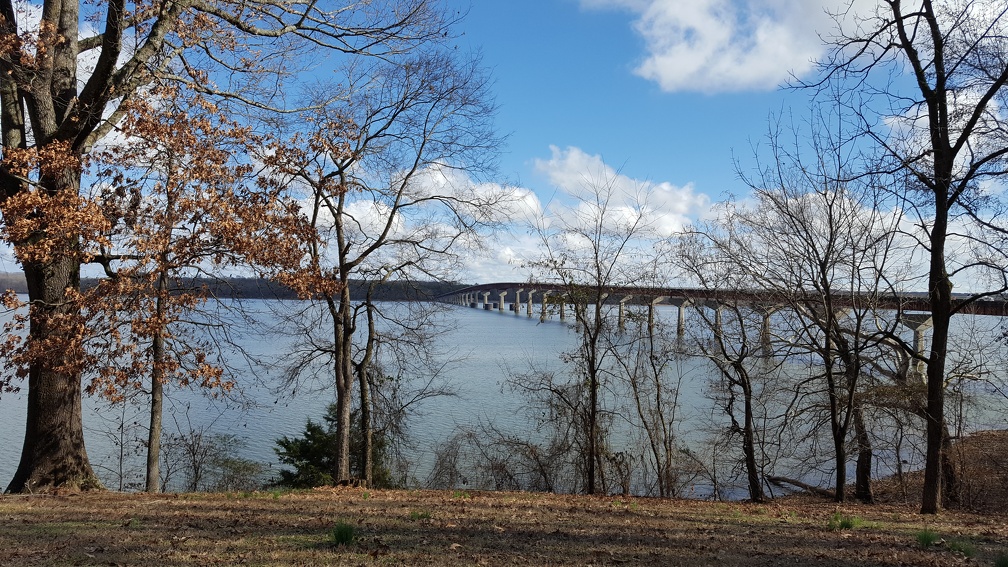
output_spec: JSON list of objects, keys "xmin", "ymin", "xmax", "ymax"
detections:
[
  {"xmin": 438, "ymin": 282, "xmax": 1008, "ymax": 368},
  {"xmin": 439, "ymin": 282, "xmax": 1008, "ymax": 317}
]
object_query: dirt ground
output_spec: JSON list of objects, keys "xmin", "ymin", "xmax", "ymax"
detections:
[{"xmin": 2, "ymin": 487, "xmax": 1007, "ymax": 566}]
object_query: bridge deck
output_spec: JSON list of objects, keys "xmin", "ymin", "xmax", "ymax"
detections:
[{"xmin": 439, "ymin": 282, "xmax": 1008, "ymax": 317}]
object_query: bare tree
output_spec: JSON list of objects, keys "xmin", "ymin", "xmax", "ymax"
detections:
[
  {"xmin": 676, "ymin": 232, "xmax": 782, "ymax": 502},
  {"xmin": 264, "ymin": 48, "xmax": 505, "ymax": 484},
  {"xmin": 679, "ymin": 105, "xmax": 912, "ymax": 502},
  {"xmin": 606, "ymin": 313, "xmax": 700, "ymax": 498},
  {"xmin": 811, "ymin": 0, "xmax": 1008, "ymax": 513},
  {"xmin": 525, "ymin": 172, "xmax": 659, "ymax": 495}
]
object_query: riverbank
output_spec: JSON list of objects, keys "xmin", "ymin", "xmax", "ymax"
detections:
[{"xmin": 2, "ymin": 488, "xmax": 1006, "ymax": 566}]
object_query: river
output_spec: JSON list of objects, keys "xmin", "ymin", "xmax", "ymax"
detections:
[{"xmin": 0, "ymin": 299, "xmax": 1005, "ymax": 495}]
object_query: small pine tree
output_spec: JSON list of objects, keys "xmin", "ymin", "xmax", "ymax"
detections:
[{"xmin": 274, "ymin": 403, "xmax": 396, "ymax": 488}]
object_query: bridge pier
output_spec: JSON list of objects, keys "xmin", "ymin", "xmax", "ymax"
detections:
[
  {"xmin": 527, "ymin": 290, "xmax": 536, "ymax": 317},
  {"xmin": 753, "ymin": 305, "xmax": 780, "ymax": 356},
  {"xmin": 648, "ymin": 296, "xmax": 668, "ymax": 334},
  {"xmin": 498, "ymin": 290, "xmax": 507, "ymax": 312},
  {"xmin": 512, "ymin": 288, "xmax": 524, "ymax": 315},
  {"xmin": 618, "ymin": 295, "xmax": 633, "ymax": 330},
  {"xmin": 900, "ymin": 313, "xmax": 932, "ymax": 380},
  {"xmin": 706, "ymin": 301, "xmax": 723, "ymax": 340},
  {"xmin": 666, "ymin": 298, "xmax": 689, "ymax": 338},
  {"xmin": 541, "ymin": 291, "xmax": 552, "ymax": 322},
  {"xmin": 481, "ymin": 291, "xmax": 491, "ymax": 310}
]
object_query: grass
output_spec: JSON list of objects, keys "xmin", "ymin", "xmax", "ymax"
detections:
[
  {"xmin": 947, "ymin": 538, "xmax": 976, "ymax": 557},
  {"xmin": 915, "ymin": 528, "xmax": 941, "ymax": 548},
  {"xmin": 409, "ymin": 509, "xmax": 431, "ymax": 521},
  {"xmin": 2, "ymin": 489, "xmax": 1006, "ymax": 566},
  {"xmin": 827, "ymin": 512, "xmax": 863, "ymax": 531},
  {"xmin": 329, "ymin": 522, "xmax": 355, "ymax": 546}
]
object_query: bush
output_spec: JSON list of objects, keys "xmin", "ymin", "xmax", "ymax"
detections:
[
  {"xmin": 915, "ymin": 529, "xmax": 940, "ymax": 548},
  {"xmin": 273, "ymin": 404, "xmax": 395, "ymax": 488},
  {"xmin": 946, "ymin": 539, "xmax": 975, "ymax": 558},
  {"xmin": 329, "ymin": 522, "xmax": 355, "ymax": 546},
  {"xmin": 827, "ymin": 512, "xmax": 862, "ymax": 531},
  {"xmin": 161, "ymin": 430, "xmax": 266, "ymax": 492}
]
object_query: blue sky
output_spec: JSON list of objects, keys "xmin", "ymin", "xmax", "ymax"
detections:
[
  {"xmin": 0, "ymin": 0, "xmax": 869, "ymax": 283},
  {"xmin": 455, "ymin": 0, "xmax": 803, "ymax": 195},
  {"xmin": 451, "ymin": 0, "xmax": 870, "ymax": 281}
]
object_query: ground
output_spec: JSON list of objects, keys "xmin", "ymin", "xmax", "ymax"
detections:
[{"xmin": 2, "ymin": 488, "xmax": 1007, "ymax": 566}]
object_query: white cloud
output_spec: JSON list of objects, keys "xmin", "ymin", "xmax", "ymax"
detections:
[
  {"xmin": 270, "ymin": 153, "xmax": 707, "ymax": 284},
  {"xmin": 533, "ymin": 145, "xmax": 708, "ymax": 235},
  {"xmin": 583, "ymin": 0, "xmax": 872, "ymax": 93}
]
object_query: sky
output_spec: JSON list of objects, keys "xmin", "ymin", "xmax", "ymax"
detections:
[
  {"xmin": 448, "ymin": 0, "xmax": 870, "ymax": 282},
  {"xmin": 0, "ymin": 0, "xmax": 873, "ymax": 283}
]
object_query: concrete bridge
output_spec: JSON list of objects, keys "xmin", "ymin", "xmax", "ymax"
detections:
[{"xmin": 438, "ymin": 282, "xmax": 1008, "ymax": 365}]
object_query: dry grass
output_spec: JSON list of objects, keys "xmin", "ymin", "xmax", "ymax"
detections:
[{"xmin": 2, "ymin": 487, "xmax": 1007, "ymax": 566}]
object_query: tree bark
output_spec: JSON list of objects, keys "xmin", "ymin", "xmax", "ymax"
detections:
[
  {"xmin": 853, "ymin": 403, "xmax": 874, "ymax": 503},
  {"xmin": 356, "ymin": 299, "xmax": 378, "ymax": 486},
  {"xmin": 741, "ymin": 379, "xmax": 763, "ymax": 503},
  {"xmin": 921, "ymin": 164, "xmax": 953, "ymax": 514},
  {"xmin": 146, "ymin": 272, "xmax": 168, "ymax": 493},
  {"xmin": 332, "ymin": 285, "xmax": 355, "ymax": 483},
  {"xmin": 7, "ymin": 254, "xmax": 97, "ymax": 492}
]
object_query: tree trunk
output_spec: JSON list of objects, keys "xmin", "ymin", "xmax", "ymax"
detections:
[
  {"xmin": 582, "ymin": 303, "xmax": 599, "ymax": 495},
  {"xmin": 853, "ymin": 403, "xmax": 874, "ymax": 503},
  {"xmin": 6, "ymin": 255, "xmax": 98, "ymax": 493},
  {"xmin": 359, "ymin": 369, "xmax": 373, "ymax": 486},
  {"xmin": 358, "ymin": 298, "xmax": 381, "ymax": 486},
  {"xmin": 146, "ymin": 275, "xmax": 168, "ymax": 493},
  {"xmin": 921, "ymin": 179, "xmax": 952, "ymax": 514},
  {"xmin": 741, "ymin": 385, "xmax": 763, "ymax": 503},
  {"xmin": 146, "ymin": 369, "xmax": 163, "ymax": 492},
  {"xmin": 940, "ymin": 421, "xmax": 958, "ymax": 507},
  {"xmin": 587, "ymin": 372, "xmax": 598, "ymax": 495},
  {"xmin": 331, "ymin": 286, "xmax": 354, "ymax": 483}
]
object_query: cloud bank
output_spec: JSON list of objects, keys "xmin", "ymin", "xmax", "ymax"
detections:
[
  {"xmin": 583, "ymin": 0, "xmax": 872, "ymax": 93},
  {"xmin": 533, "ymin": 145, "xmax": 708, "ymax": 236}
]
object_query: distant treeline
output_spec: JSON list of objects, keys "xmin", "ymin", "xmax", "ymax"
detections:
[{"xmin": 0, "ymin": 273, "xmax": 468, "ymax": 302}]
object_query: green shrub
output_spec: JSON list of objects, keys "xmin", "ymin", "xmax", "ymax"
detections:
[
  {"xmin": 915, "ymin": 529, "xmax": 940, "ymax": 548},
  {"xmin": 329, "ymin": 522, "xmax": 355, "ymax": 546},
  {"xmin": 827, "ymin": 512, "xmax": 863, "ymax": 531},
  {"xmin": 947, "ymin": 539, "xmax": 976, "ymax": 558},
  {"xmin": 409, "ymin": 509, "xmax": 431, "ymax": 521},
  {"xmin": 273, "ymin": 404, "xmax": 396, "ymax": 488}
]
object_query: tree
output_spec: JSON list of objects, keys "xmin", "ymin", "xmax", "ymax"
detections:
[
  {"xmin": 273, "ymin": 403, "xmax": 396, "ymax": 489},
  {"xmin": 676, "ymin": 235, "xmax": 780, "ymax": 502},
  {"xmin": 814, "ymin": 0, "xmax": 1008, "ymax": 513},
  {"xmin": 607, "ymin": 311, "xmax": 700, "ymax": 498},
  {"xmin": 264, "ymin": 48, "xmax": 503, "ymax": 484},
  {"xmin": 680, "ymin": 106, "xmax": 911, "ymax": 502},
  {"xmin": 0, "ymin": 0, "xmax": 454, "ymax": 493},
  {"xmin": 86, "ymin": 83, "xmax": 314, "ymax": 492},
  {"xmin": 526, "ymin": 172, "xmax": 659, "ymax": 495}
]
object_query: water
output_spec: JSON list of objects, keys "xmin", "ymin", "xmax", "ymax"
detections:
[
  {"xmin": 0, "ymin": 300, "xmax": 1005, "ymax": 495},
  {"xmin": 0, "ymin": 300, "xmax": 598, "ymax": 490}
]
